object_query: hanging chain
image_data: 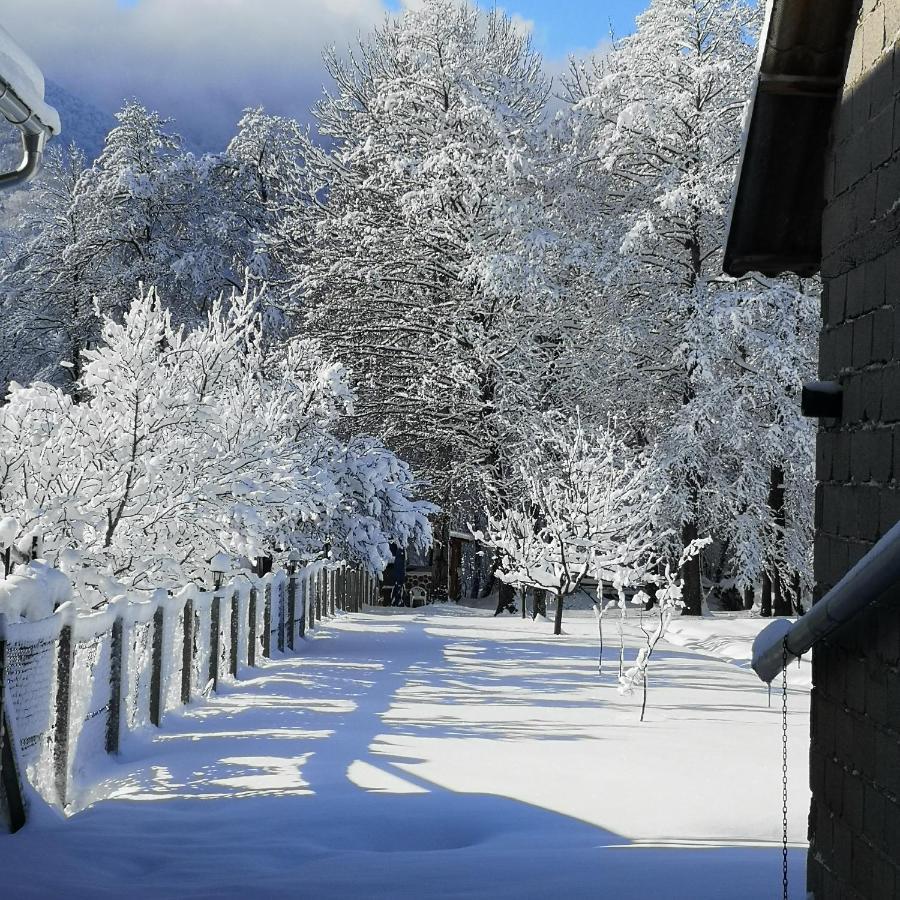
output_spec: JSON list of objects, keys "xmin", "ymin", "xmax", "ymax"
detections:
[{"xmin": 782, "ymin": 637, "xmax": 789, "ymax": 900}]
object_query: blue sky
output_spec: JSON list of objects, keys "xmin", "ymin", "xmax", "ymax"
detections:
[
  {"xmin": 9, "ymin": 0, "xmax": 650, "ymax": 152},
  {"xmin": 503, "ymin": 0, "xmax": 647, "ymax": 50},
  {"xmin": 386, "ymin": 1, "xmax": 647, "ymax": 53}
]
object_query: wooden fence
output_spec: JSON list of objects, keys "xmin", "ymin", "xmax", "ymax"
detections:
[{"xmin": 0, "ymin": 562, "xmax": 376, "ymax": 832}]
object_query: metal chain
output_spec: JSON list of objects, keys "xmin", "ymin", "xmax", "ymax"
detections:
[{"xmin": 782, "ymin": 637, "xmax": 789, "ymax": 900}]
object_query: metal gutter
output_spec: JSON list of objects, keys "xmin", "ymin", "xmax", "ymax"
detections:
[
  {"xmin": 0, "ymin": 26, "xmax": 60, "ymax": 190},
  {"xmin": 0, "ymin": 79, "xmax": 52, "ymax": 189},
  {"xmin": 752, "ymin": 518, "xmax": 900, "ymax": 683}
]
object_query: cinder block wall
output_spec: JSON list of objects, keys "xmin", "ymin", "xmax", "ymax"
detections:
[{"xmin": 813, "ymin": 2, "xmax": 900, "ymax": 897}]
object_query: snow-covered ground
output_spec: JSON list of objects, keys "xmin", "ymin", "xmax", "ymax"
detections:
[{"xmin": 1, "ymin": 605, "xmax": 810, "ymax": 899}]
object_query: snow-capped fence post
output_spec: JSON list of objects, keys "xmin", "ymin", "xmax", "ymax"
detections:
[
  {"xmin": 298, "ymin": 574, "xmax": 306, "ymax": 640},
  {"xmin": 262, "ymin": 584, "xmax": 271, "ymax": 658},
  {"xmin": 209, "ymin": 594, "xmax": 221, "ymax": 691},
  {"xmin": 316, "ymin": 572, "xmax": 323, "ymax": 621},
  {"xmin": 326, "ymin": 569, "xmax": 332, "ymax": 617},
  {"xmin": 229, "ymin": 591, "xmax": 239, "ymax": 678},
  {"xmin": 181, "ymin": 600, "xmax": 194, "ymax": 703},
  {"xmin": 149, "ymin": 605, "xmax": 165, "ymax": 727},
  {"xmin": 0, "ymin": 613, "xmax": 27, "ymax": 832},
  {"xmin": 286, "ymin": 565, "xmax": 297, "ymax": 652},
  {"xmin": 277, "ymin": 580, "xmax": 285, "ymax": 654},
  {"xmin": 106, "ymin": 616, "xmax": 124, "ymax": 754},
  {"xmin": 52, "ymin": 621, "xmax": 75, "ymax": 808},
  {"xmin": 247, "ymin": 589, "xmax": 257, "ymax": 667},
  {"xmin": 209, "ymin": 558, "xmax": 228, "ymax": 691}
]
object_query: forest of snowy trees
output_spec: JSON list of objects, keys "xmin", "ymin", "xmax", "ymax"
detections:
[{"xmin": 0, "ymin": 0, "xmax": 816, "ymax": 624}]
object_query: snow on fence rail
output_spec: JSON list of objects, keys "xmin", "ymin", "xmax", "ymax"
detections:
[{"xmin": 0, "ymin": 562, "xmax": 377, "ymax": 831}]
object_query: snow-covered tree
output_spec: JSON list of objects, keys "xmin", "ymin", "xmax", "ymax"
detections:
[
  {"xmin": 560, "ymin": 0, "xmax": 815, "ymax": 613},
  {"xmin": 0, "ymin": 144, "xmax": 93, "ymax": 391},
  {"xmin": 479, "ymin": 415, "xmax": 660, "ymax": 634},
  {"xmin": 0, "ymin": 287, "xmax": 433, "ymax": 592},
  {"xmin": 270, "ymin": 0, "xmax": 553, "ymax": 524}
]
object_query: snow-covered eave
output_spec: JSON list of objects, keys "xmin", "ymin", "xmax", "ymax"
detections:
[
  {"xmin": 0, "ymin": 25, "xmax": 60, "ymax": 137},
  {"xmin": 723, "ymin": 0, "xmax": 855, "ymax": 278},
  {"xmin": 0, "ymin": 24, "xmax": 61, "ymax": 190},
  {"xmin": 752, "ymin": 517, "xmax": 900, "ymax": 683}
]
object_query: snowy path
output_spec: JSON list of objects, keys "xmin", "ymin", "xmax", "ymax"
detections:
[{"xmin": 2, "ymin": 606, "xmax": 809, "ymax": 899}]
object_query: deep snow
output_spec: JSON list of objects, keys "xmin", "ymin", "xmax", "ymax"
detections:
[{"xmin": 1, "ymin": 605, "xmax": 810, "ymax": 899}]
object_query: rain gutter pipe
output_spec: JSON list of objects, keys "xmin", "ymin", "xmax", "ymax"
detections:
[
  {"xmin": 0, "ymin": 78, "xmax": 50, "ymax": 189},
  {"xmin": 752, "ymin": 517, "xmax": 900, "ymax": 683}
]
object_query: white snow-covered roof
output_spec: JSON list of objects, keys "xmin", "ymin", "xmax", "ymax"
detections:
[{"xmin": 0, "ymin": 24, "xmax": 60, "ymax": 135}]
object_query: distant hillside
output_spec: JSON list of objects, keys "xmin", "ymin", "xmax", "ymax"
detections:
[{"xmin": 44, "ymin": 79, "xmax": 116, "ymax": 162}]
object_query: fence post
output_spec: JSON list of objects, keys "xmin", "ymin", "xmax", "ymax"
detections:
[
  {"xmin": 150, "ymin": 606, "xmax": 165, "ymax": 727},
  {"xmin": 53, "ymin": 622, "xmax": 75, "ymax": 808},
  {"xmin": 209, "ymin": 593, "xmax": 221, "ymax": 691},
  {"xmin": 181, "ymin": 600, "xmax": 193, "ymax": 704},
  {"xmin": 0, "ymin": 615, "xmax": 26, "ymax": 831},
  {"xmin": 287, "ymin": 572, "xmax": 296, "ymax": 651},
  {"xmin": 248, "ymin": 588, "xmax": 257, "ymax": 667},
  {"xmin": 316, "ymin": 571, "xmax": 323, "ymax": 621},
  {"xmin": 262, "ymin": 584, "xmax": 271, "ymax": 658},
  {"xmin": 230, "ymin": 592, "xmax": 240, "ymax": 676},
  {"xmin": 277, "ymin": 580, "xmax": 286, "ymax": 654},
  {"xmin": 298, "ymin": 574, "xmax": 306, "ymax": 639},
  {"xmin": 328, "ymin": 569, "xmax": 337, "ymax": 615},
  {"xmin": 107, "ymin": 616, "xmax": 124, "ymax": 754}
]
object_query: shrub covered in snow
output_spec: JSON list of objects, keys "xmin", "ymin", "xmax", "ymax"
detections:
[{"xmin": 0, "ymin": 287, "xmax": 433, "ymax": 600}]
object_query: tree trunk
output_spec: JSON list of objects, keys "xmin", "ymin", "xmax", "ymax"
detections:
[
  {"xmin": 532, "ymin": 589, "xmax": 547, "ymax": 620},
  {"xmin": 791, "ymin": 571, "xmax": 804, "ymax": 615},
  {"xmin": 493, "ymin": 581, "xmax": 515, "ymax": 616},
  {"xmin": 553, "ymin": 591, "xmax": 564, "ymax": 635},
  {"xmin": 448, "ymin": 536, "xmax": 462, "ymax": 602},
  {"xmin": 743, "ymin": 585, "xmax": 755, "ymax": 611},
  {"xmin": 772, "ymin": 570, "xmax": 791, "ymax": 616},
  {"xmin": 680, "ymin": 520, "xmax": 702, "ymax": 616},
  {"xmin": 431, "ymin": 517, "xmax": 450, "ymax": 602},
  {"xmin": 760, "ymin": 571, "xmax": 773, "ymax": 617},
  {"xmin": 768, "ymin": 466, "xmax": 792, "ymax": 616}
]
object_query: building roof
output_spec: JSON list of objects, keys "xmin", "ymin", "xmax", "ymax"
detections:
[{"xmin": 723, "ymin": 0, "xmax": 857, "ymax": 277}]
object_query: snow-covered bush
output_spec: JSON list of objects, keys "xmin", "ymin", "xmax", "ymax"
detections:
[
  {"xmin": 478, "ymin": 415, "xmax": 662, "ymax": 635},
  {"xmin": 0, "ymin": 287, "xmax": 433, "ymax": 598}
]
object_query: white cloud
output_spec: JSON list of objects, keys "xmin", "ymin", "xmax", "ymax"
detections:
[{"xmin": 4, "ymin": 0, "xmax": 393, "ymax": 151}]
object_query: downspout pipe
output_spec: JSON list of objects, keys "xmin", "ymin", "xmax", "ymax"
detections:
[
  {"xmin": 752, "ymin": 517, "xmax": 900, "ymax": 683},
  {"xmin": 0, "ymin": 78, "xmax": 54, "ymax": 190},
  {"xmin": 0, "ymin": 129, "xmax": 46, "ymax": 189}
]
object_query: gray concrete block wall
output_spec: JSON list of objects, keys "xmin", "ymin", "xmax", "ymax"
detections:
[{"xmin": 813, "ymin": 2, "xmax": 900, "ymax": 897}]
